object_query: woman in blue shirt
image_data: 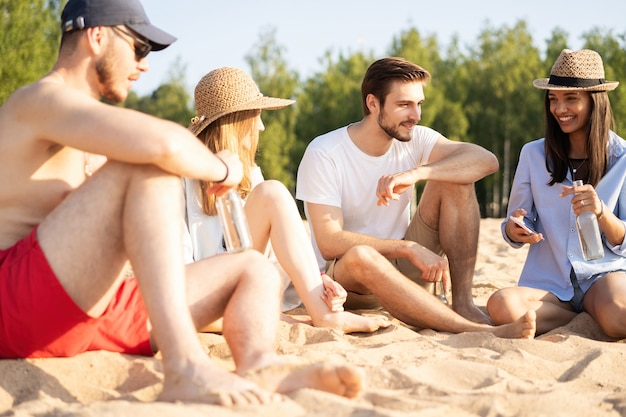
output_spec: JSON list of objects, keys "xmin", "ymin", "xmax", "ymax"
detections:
[{"xmin": 487, "ymin": 49, "xmax": 626, "ymax": 337}]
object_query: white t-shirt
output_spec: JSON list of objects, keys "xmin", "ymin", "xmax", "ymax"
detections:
[
  {"xmin": 296, "ymin": 124, "xmax": 439, "ymax": 269},
  {"xmin": 182, "ymin": 167, "xmax": 302, "ymax": 311}
]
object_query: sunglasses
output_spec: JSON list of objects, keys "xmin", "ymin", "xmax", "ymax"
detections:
[{"xmin": 110, "ymin": 26, "xmax": 152, "ymax": 61}]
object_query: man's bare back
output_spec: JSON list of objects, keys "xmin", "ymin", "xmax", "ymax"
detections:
[{"xmin": 0, "ymin": 78, "xmax": 87, "ymax": 248}]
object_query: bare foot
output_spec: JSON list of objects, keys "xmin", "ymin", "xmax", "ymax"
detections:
[
  {"xmin": 453, "ymin": 302, "xmax": 493, "ymax": 325},
  {"xmin": 243, "ymin": 361, "xmax": 364, "ymax": 399},
  {"xmin": 490, "ymin": 310, "xmax": 537, "ymax": 339},
  {"xmin": 313, "ymin": 311, "xmax": 392, "ymax": 334},
  {"xmin": 158, "ymin": 357, "xmax": 282, "ymax": 406}
]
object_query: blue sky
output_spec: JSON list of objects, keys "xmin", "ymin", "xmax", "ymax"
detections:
[{"xmin": 136, "ymin": 0, "xmax": 626, "ymax": 96}]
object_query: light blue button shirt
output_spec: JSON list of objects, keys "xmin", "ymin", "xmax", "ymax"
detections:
[{"xmin": 502, "ymin": 132, "xmax": 626, "ymax": 301}]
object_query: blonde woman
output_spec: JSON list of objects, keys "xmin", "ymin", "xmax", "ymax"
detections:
[{"xmin": 184, "ymin": 67, "xmax": 389, "ymax": 333}]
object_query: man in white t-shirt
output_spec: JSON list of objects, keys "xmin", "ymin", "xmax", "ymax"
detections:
[{"xmin": 297, "ymin": 57, "xmax": 536, "ymax": 338}]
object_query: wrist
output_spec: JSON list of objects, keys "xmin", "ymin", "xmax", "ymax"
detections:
[
  {"xmin": 214, "ymin": 156, "xmax": 229, "ymax": 184},
  {"xmin": 597, "ymin": 201, "xmax": 605, "ymax": 220},
  {"xmin": 409, "ymin": 166, "xmax": 423, "ymax": 184}
]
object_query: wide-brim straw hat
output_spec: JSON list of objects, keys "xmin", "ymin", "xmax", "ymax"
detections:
[
  {"xmin": 533, "ymin": 49, "xmax": 618, "ymax": 92},
  {"xmin": 189, "ymin": 67, "xmax": 295, "ymax": 136}
]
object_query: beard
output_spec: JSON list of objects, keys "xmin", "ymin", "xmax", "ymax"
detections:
[
  {"xmin": 96, "ymin": 48, "xmax": 126, "ymax": 103},
  {"xmin": 377, "ymin": 110, "xmax": 415, "ymax": 142}
]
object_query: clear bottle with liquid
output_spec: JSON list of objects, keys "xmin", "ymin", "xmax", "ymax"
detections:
[
  {"xmin": 216, "ymin": 189, "xmax": 253, "ymax": 253},
  {"xmin": 573, "ymin": 180, "xmax": 604, "ymax": 261}
]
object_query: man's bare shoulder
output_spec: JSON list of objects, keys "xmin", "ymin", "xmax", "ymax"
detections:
[{"xmin": 0, "ymin": 77, "xmax": 70, "ymax": 143}]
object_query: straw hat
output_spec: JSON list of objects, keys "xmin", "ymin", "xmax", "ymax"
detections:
[
  {"xmin": 533, "ymin": 49, "xmax": 618, "ymax": 91},
  {"xmin": 189, "ymin": 67, "xmax": 295, "ymax": 136}
]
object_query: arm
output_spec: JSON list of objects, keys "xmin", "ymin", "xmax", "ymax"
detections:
[
  {"xmin": 417, "ymin": 136, "xmax": 499, "ymax": 183},
  {"xmin": 306, "ymin": 201, "xmax": 450, "ymax": 289},
  {"xmin": 29, "ymin": 82, "xmax": 233, "ymax": 184},
  {"xmin": 377, "ymin": 137, "xmax": 498, "ymax": 205},
  {"xmin": 501, "ymin": 142, "xmax": 544, "ymax": 247}
]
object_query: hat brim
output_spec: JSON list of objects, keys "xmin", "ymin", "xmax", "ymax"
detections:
[
  {"xmin": 533, "ymin": 78, "xmax": 619, "ymax": 92},
  {"xmin": 127, "ymin": 23, "xmax": 177, "ymax": 51},
  {"xmin": 188, "ymin": 96, "xmax": 295, "ymax": 136}
]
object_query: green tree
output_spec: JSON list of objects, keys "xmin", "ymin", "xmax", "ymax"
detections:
[
  {"xmin": 581, "ymin": 28, "xmax": 626, "ymax": 135},
  {"xmin": 432, "ymin": 36, "xmax": 471, "ymax": 143},
  {"xmin": 122, "ymin": 59, "xmax": 194, "ymax": 126},
  {"xmin": 0, "ymin": 0, "xmax": 61, "ymax": 104},
  {"xmin": 295, "ymin": 51, "xmax": 373, "ymax": 162},
  {"xmin": 387, "ymin": 28, "xmax": 447, "ymax": 131},
  {"xmin": 464, "ymin": 20, "xmax": 543, "ymax": 217},
  {"xmin": 543, "ymin": 27, "xmax": 570, "ymax": 69},
  {"xmin": 245, "ymin": 28, "xmax": 299, "ymax": 191}
]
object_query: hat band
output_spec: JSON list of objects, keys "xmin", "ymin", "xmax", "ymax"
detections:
[{"xmin": 548, "ymin": 74, "xmax": 607, "ymax": 88}]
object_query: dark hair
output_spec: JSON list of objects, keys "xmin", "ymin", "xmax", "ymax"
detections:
[
  {"xmin": 361, "ymin": 57, "xmax": 431, "ymax": 115},
  {"xmin": 544, "ymin": 90, "xmax": 614, "ymax": 187},
  {"xmin": 59, "ymin": 28, "xmax": 82, "ymax": 51}
]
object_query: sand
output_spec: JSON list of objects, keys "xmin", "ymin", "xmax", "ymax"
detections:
[{"xmin": 3, "ymin": 218, "xmax": 626, "ymax": 417}]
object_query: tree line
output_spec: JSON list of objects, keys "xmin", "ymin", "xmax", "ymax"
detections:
[{"xmin": 3, "ymin": 0, "xmax": 626, "ymax": 217}]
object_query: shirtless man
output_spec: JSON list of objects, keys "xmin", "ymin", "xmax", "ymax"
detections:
[
  {"xmin": 0, "ymin": 0, "xmax": 362, "ymax": 406},
  {"xmin": 297, "ymin": 57, "xmax": 537, "ymax": 338}
]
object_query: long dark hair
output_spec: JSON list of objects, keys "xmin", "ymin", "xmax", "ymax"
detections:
[{"xmin": 543, "ymin": 90, "xmax": 614, "ymax": 187}]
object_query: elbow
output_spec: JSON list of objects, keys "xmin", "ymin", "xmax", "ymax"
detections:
[
  {"xmin": 486, "ymin": 152, "xmax": 499, "ymax": 175},
  {"xmin": 153, "ymin": 124, "xmax": 187, "ymax": 166},
  {"xmin": 476, "ymin": 146, "xmax": 499, "ymax": 176},
  {"xmin": 318, "ymin": 240, "xmax": 343, "ymax": 262},
  {"xmin": 318, "ymin": 244, "xmax": 337, "ymax": 262}
]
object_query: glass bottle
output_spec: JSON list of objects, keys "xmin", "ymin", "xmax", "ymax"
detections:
[
  {"xmin": 573, "ymin": 180, "xmax": 604, "ymax": 261},
  {"xmin": 216, "ymin": 189, "xmax": 253, "ymax": 253}
]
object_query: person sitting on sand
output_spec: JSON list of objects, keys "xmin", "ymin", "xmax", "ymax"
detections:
[
  {"xmin": 185, "ymin": 67, "xmax": 390, "ymax": 334},
  {"xmin": 487, "ymin": 49, "xmax": 626, "ymax": 337},
  {"xmin": 296, "ymin": 57, "xmax": 537, "ymax": 339},
  {"xmin": 0, "ymin": 0, "xmax": 364, "ymax": 406}
]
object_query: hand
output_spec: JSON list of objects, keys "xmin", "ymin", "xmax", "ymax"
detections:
[
  {"xmin": 320, "ymin": 273, "xmax": 347, "ymax": 312},
  {"xmin": 406, "ymin": 244, "xmax": 451, "ymax": 293},
  {"xmin": 560, "ymin": 183, "xmax": 603, "ymax": 217},
  {"xmin": 506, "ymin": 208, "xmax": 543, "ymax": 244},
  {"xmin": 204, "ymin": 150, "xmax": 243, "ymax": 197},
  {"xmin": 376, "ymin": 172, "xmax": 414, "ymax": 206}
]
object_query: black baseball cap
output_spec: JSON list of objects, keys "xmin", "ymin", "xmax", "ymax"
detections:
[{"xmin": 61, "ymin": 0, "xmax": 177, "ymax": 51}]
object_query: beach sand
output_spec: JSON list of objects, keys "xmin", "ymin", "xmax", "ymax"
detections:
[{"xmin": 3, "ymin": 218, "xmax": 626, "ymax": 417}]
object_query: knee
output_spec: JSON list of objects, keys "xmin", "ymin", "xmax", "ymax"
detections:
[
  {"xmin": 594, "ymin": 303, "xmax": 626, "ymax": 338},
  {"xmin": 253, "ymin": 180, "xmax": 289, "ymax": 198},
  {"xmin": 421, "ymin": 182, "xmax": 478, "ymax": 214},
  {"xmin": 441, "ymin": 182, "xmax": 476, "ymax": 201},
  {"xmin": 341, "ymin": 245, "xmax": 384, "ymax": 276},
  {"xmin": 249, "ymin": 180, "xmax": 294, "ymax": 206},
  {"xmin": 487, "ymin": 289, "xmax": 520, "ymax": 325},
  {"xmin": 241, "ymin": 250, "xmax": 282, "ymax": 292},
  {"xmin": 102, "ymin": 160, "xmax": 180, "ymax": 190}
]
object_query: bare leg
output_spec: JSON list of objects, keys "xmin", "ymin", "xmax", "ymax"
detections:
[
  {"xmin": 334, "ymin": 245, "xmax": 536, "ymax": 339},
  {"xmin": 184, "ymin": 250, "xmax": 364, "ymax": 399},
  {"xmin": 418, "ymin": 181, "xmax": 491, "ymax": 324},
  {"xmin": 185, "ymin": 251, "xmax": 283, "ymax": 371},
  {"xmin": 244, "ymin": 180, "xmax": 389, "ymax": 333},
  {"xmin": 38, "ymin": 162, "xmax": 280, "ymax": 406},
  {"xmin": 487, "ymin": 287, "xmax": 576, "ymax": 335},
  {"xmin": 583, "ymin": 272, "xmax": 626, "ymax": 338}
]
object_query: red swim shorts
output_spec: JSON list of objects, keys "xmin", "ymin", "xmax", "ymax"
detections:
[{"xmin": 0, "ymin": 228, "xmax": 153, "ymax": 358}]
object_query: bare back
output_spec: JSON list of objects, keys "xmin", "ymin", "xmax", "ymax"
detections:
[{"xmin": 0, "ymin": 78, "xmax": 88, "ymax": 249}]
